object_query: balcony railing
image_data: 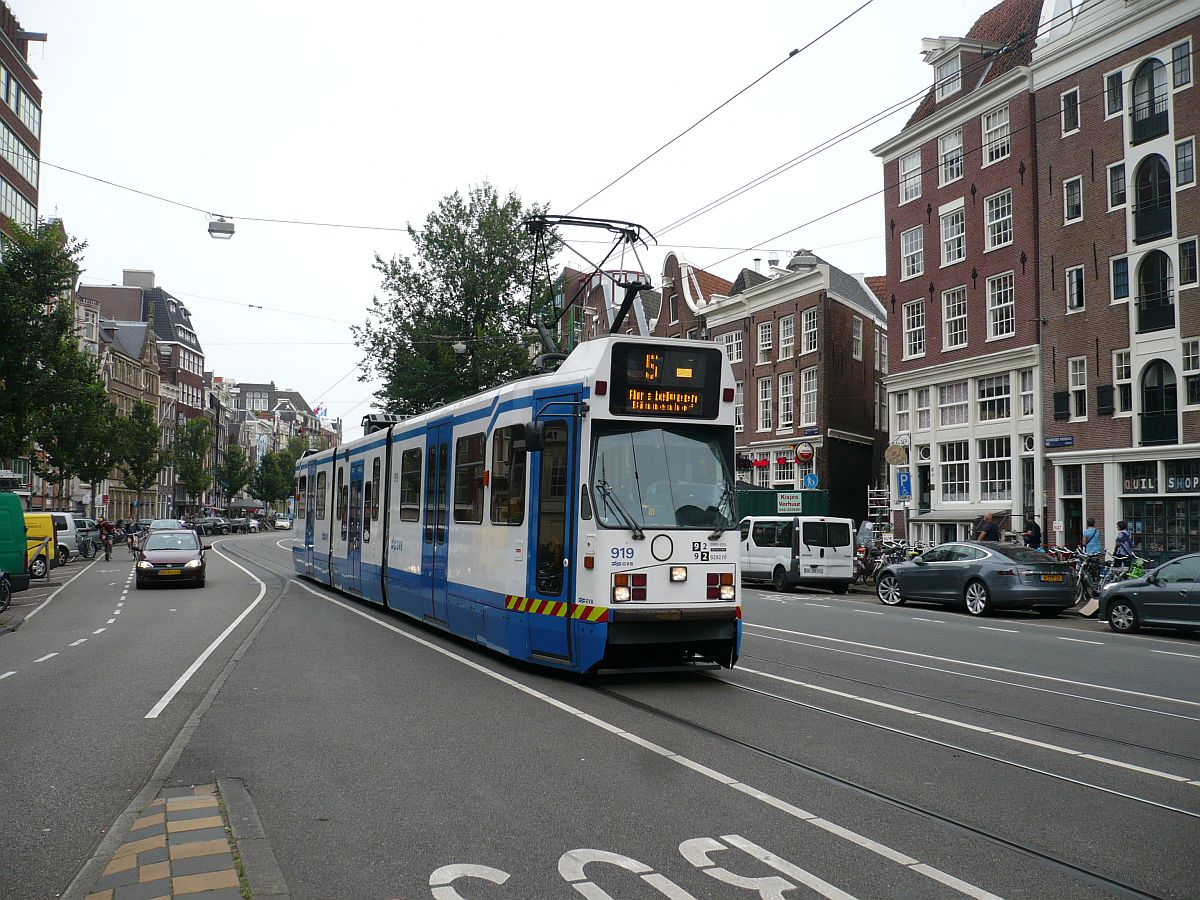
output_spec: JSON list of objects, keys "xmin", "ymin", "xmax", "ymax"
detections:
[
  {"xmin": 1136, "ymin": 287, "xmax": 1175, "ymax": 333},
  {"xmin": 1140, "ymin": 411, "xmax": 1178, "ymax": 446},
  {"xmin": 1131, "ymin": 96, "xmax": 1169, "ymax": 144},
  {"xmin": 1133, "ymin": 196, "xmax": 1172, "ymax": 244}
]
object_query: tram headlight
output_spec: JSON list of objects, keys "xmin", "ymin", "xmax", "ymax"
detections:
[
  {"xmin": 719, "ymin": 585, "xmax": 736, "ymax": 601},
  {"xmin": 670, "ymin": 566, "xmax": 687, "ymax": 582},
  {"xmin": 613, "ymin": 585, "xmax": 631, "ymax": 603}
]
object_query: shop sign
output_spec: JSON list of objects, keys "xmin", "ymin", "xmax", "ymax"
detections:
[
  {"xmin": 777, "ymin": 493, "xmax": 804, "ymax": 513},
  {"xmin": 1121, "ymin": 461, "xmax": 1158, "ymax": 494},
  {"xmin": 1165, "ymin": 459, "xmax": 1200, "ymax": 493},
  {"xmin": 1052, "ymin": 520, "xmax": 1064, "ymax": 533}
]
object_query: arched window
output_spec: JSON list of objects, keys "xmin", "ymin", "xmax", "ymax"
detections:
[
  {"xmin": 1140, "ymin": 359, "xmax": 1178, "ymax": 446},
  {"xmin": 1133, "ymin": 155, "xmax": 1172, "ymax": 244},
  {"xmin": 1136, "ymin": 249, "xmax": 1174, "ymax": 332},
  {"xmin": 1131, "ymin": 59, "xmax": 1169, "ymax": 143}
]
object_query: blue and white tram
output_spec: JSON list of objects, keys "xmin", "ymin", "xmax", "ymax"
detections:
[{"xmin": 293, "ymin": 335, "xmax": 741, "ymax": 673}]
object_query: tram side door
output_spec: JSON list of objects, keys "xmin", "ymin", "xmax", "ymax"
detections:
[
  {"xmin": 304, "ymin": 469, "xmax": 316, "ymax": 573},
  {"xmin": 422, "ymin": 423, "xmax": 452, "ymax": 622},
  {"xmin": 526, "ymin": 395, "xmax": 579, "ymax": 659},
  {"xmin": 347, "ymin": 460, "xmax": 364, "ymax": 594}
]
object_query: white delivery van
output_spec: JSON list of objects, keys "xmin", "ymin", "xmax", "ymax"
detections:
[{"xmin": 739, "ymin": 515, "xmax": 856, "ymax": 594}]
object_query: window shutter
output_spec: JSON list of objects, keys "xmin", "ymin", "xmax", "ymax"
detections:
[
  {"xmin": 1097, "ymin": 384, "xmax": 1115, "ymax": 416},
  {"xmin": 1053, "ymin": 390, "xmax": 1070, "ymax": 420}
]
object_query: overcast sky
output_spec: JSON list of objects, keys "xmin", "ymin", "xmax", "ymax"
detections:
[{"xmin": 20, "ymin": 1, "xmax": 1000, "ymax": 438}]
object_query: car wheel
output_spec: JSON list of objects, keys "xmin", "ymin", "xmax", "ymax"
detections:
[
  {"xmin": 0, "ymin": 576, "xmax": 11, "ymax": 613},
  {"xmin": 57, "ymin": 543, "xmax": 70, "ymax": 564},
  {"xmin": 196, "ymin": 577, "xmax": 206, "ymax": 588},
  {"xmin": 772, "ymin": 566, "xmax": 790, "ymax": 593},
  {"xmin": 964, "ymin": 580, "xmax": 991, "ymax": 616},
  {"xmin": 81, "ymin": 541, "xmax": 96, "ymax": 559},
  {"xmin": 222, "ymin": 527, "xmax": 230, "ymax": 535},
  {"xmin": 877, "ymin": 573, "xmax": 904, "ymax": 606},
  {"xmin": 1107, "ymin": 599, "xmax": 1139, "ymax": 633},
  {"xmin": 832, "ymin": 583, "xmax": 849, "ymax": 595},
  {"xmin": 134, "ymin": 580, "xmax": 142, "ymax": 590},
  {"xmin": 29, "ymin": 556, "xmax": 48, "ymax": 579}
]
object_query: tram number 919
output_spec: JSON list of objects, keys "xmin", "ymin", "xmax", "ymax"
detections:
[{"xmin": 612, "ymin": 547, "xmax": 635, "ymax": 560}]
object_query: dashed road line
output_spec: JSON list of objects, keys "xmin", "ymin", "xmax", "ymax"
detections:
[
  {"xmin": 0, "ymin": 671, "xmax": 14, "ymax": 680},
  {"xmin": 1150, "ymin": 649, "xmax": 1200, "ymax": 660},
  {"xmin": 806, "ymin": 603, "xmax": 831, "ymax": 608},
  {"xmin": 112, "ymin": 609, "xmax": 121, "ymax": 615},
  {"xmin": 978, "ymin": 626, "xmax": 1019, "ymax": 633},
  {"xmin": 1058, "ymin": 637, "xmax": 1103, "ymax": 645},
  {"xmin": 93, "ymin": 628, "xmax": 106, "ymax": 634},
  {"xmin": 34, "ymin": 653, "xmax": 58, "ymax": 663},
  {"xmin": 106, "ymin": 618, "xmax": 115, "ymax": 624},
  {"xmin": 912, "ymin": 617, "xmax": 945, "ymax": 623},
  {"xmin": 69, "ymin": 638, "xmax": 87, "ymax": 647},
  {"xmin": 854, "ymin": 609, "xmax": 884, "ymax": 615}
]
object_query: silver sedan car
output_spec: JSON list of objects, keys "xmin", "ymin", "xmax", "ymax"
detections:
[{"xmin": 875, "ymin": 541, "xmax": 1077, "ymax": 617}]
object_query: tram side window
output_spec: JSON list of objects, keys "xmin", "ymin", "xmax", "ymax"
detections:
[
  {"xmin": 316, "ymin": 471, "xmax": 327, "ymax": 520},
  {"xmin": 297, "ymin": 476, "xmax": 307, "ymax": 519},
  {"xmin": 363, "ymin": 481, "xmax": 372, "ymax": 543},
  {"xmin": 490, "ymin": 425, "xmax": 527, "ymax": 525},
  {"xmin": 453, "ymin": 432, "xmax": 485, "ymax": 523},
  {"xmin": 399, "ymin": 449, "xmax": 422, "ymax": 522},
  {"xmin": 371, "ymin": 458, "xmax": 381, "ymax": 521},
  {"xmin": 337, "ymin": 467, "xmax": 348, "ymax": 539}
]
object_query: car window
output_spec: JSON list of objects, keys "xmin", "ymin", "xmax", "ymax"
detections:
[
  {"xmin": 1156, "ymin": 557, "xmax": 1200, "ymax": 584},
  {"xmin": 951, "ymin": 546, "xmax": 986, "ymax": 561},
  {"xmin": 752, "ymin": 523, "xmax": 776, "ymax": 547},
  {"xmin": 992, "ymin": 544, "xmax": 1047, "ymax": 562},
  {"xmin": 920, "ymin": 547, "xmax": 951, "ymax": 562},
  {"xmin": 776, "ymin": 522, "xmax": 793, "ymax": 549},
  {"xmin": 739, "ymin": 520, "xmax": 750, "ymax": 542},
  {"xmin": 144, "ymin": 533, "xmax": 200, "ymax": 551}
]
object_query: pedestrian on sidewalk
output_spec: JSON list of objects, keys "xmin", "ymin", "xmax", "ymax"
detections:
[
  {"xmin": 1114, "ymin": 520, "xmax": 1134, "ymax": 558},
  {"xmin": 1081, "ymin": 518, "xmax": 1102, "ymax": 556},
  {"xmin": 1021, "ymin": 513, "xmax": 1042, "ymax": 550},
  {"xmin": 976, "ymin": 512, "xmax": 1001, "ymax": 542}
]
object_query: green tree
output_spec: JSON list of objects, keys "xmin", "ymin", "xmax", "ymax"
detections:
[
  {"xmin": 213, "ymin": 443, "xmax": 253, "ymax": 506},
  {"xmin": 174, "ymin": 418, "xmax": 213, "ymax": 514},
  {"xmin": 248, "ymin": 452, "xmax": 287, "ymax": 512},
  {"xmin": 0, "ymin": 222, "xmax": 87, "ymax": 460},
  {"xmin": 352, "ymin": 183, "xmax": 553, "ymax": 417},
  {"xmin": 114, "ymin": 402, "xmax": 163, "ymax": 517}
]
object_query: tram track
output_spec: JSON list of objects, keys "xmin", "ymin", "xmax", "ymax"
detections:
[{"xmin": 738, "ymin": 651, "xmax": 1200, "ymax": 765}]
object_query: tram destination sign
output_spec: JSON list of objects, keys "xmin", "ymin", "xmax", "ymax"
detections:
[{"xmin": 608, "ymin": 343, "xmax": 722, "ymax": 418}]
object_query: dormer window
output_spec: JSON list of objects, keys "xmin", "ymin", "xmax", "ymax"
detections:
[{"xmin": 936, "ymin": 55, "xmax": 961, "ymax": 100}]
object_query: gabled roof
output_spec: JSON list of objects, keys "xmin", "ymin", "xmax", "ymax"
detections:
[
  {"xmin": 823, "ymin": 258, "xmax": 888, "ymax": 321},
  {"xmin": 694, "ymin": 268, "xmax": 734, "ymax": 303},
  {"xmin": 729, "ymin": 267, "xmax": 769, "ymax": 297},
  {"xmin": 638, "ymin": 288, "xmax": 662, "ymax": 322},
  {"xmin": 144, "ymin": 288, "xmax": 203, "ymax": 353},
  {"xmin": 905, "ymin": 0, "xmax": 1042, "ymax": 128},
  {"xmin": 865, "ymin": 276, "xmax": 888, "ymax": 304},
  {"xmin": 100, "ymin": 319, "xmax": 151, "ymax": 362}
]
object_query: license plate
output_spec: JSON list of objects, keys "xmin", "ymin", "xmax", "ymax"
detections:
[
  {"xmin": 159, "ymin": 568, "xmax": 182, "ymax": 576},
  {"xmin": 1041, "ymin": 574, "xmax": 1063, "ymax": 582}
]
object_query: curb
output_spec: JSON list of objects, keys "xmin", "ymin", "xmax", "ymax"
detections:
[{"xmin": 220, "ymin": 777, "xmax": 291, "ymax": 898}]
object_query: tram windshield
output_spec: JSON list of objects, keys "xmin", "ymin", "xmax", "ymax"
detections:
[{"xmin": 592, "ymin": 424, "xmax": 735, "ymax": 531}]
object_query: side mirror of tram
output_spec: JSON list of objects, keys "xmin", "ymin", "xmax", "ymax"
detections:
[{"xmin": 524, "ymin": 421, "xmax": 545, "ymax": 452}]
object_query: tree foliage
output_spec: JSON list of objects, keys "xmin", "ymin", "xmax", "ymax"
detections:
[
  {"xmin": 114, "ymin": 402, "xmax": 163, "ymax": 513},
  {"xmin": 213, "ymin": 443, "xmax": 253, "ymax": 503},
  {"xmin": 353, "ymin": 183, "xmax": 554, "ymax": 417},
  {"xmin": 248, "ymin": 452, "xmax": 292, "ymax": 509},
  {"xmin": 0, "ymin": 222, "xmax": 87, "ymax": 460},
  {"xmin": 174, "ymin": 418, "xmax": 213, "ymax": 512}
]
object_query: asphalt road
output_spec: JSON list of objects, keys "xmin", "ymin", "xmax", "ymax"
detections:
[{"xmin": 2, "ymin": 532, "xmax": 1198, "ymax": 898}]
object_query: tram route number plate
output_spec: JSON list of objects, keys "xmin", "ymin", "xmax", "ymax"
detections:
[{"xmin": 692, "ymin": 541, "xmax": 728, "ymax": 562}]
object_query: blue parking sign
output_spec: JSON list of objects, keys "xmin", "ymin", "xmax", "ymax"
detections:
[{"xmin": 897, "ymin": 469, "xmax": 912, "ymax": 500}]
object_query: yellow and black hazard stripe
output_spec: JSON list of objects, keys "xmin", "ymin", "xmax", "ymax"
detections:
[{"xmin": 504, "ymin": 595, "xmax": 609, "ymax": 623}]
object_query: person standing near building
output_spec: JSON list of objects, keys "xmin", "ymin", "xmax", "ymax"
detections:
[
  {"xmin": 976, "ymin": 512, "xmax": 1001, "ymax": 542},
  {"xmin": 1081, "ymin": 518, "xmax": 1102, "ymax": 556},
  {"xmin": 1021, "ymin": 514, "xmax": 1042, "ymax": 550},
  {"xmin": 1114, "ymin": 521, "xmax": 1134, "ymax": 559}
]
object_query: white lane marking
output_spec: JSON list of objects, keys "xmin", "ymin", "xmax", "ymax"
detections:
[
  {"xmin": 106, "ymin": 619, "xmax": 115, "ymax": 624},
  {"xmin": 113, "ymin": 609, "xmax": 121, "ymax": 615},
  {"xmin": 854, "ymin": 609, "xmax": 884, "ymax": 615},
  {"xmin": 1058, "ymin": 637, "xmax": 1104, "ymax": 645},
  {"xmin": 805, "ymin": 603, "xmax": 831, "ymax": 608},
  {"xmin": 1150, "ymin": 649, "xmax": 1200, "ymax": 660},
  {"xmin": 34, "ymin": 653, "xmax": 58, "ymax": 662},
  {"xmin": 978, "ymin": 626, "xmax": 1019, "ymax": 633},
  {"xmin": 744, "ymin": 622, "xmax": 1200, "ymax": 709},
  {"xmin": 117, "ymin": 602, "xmax": 124, "ymax": 607},
  {"xmin": 93, "ymin": 628, "xmax": 106, "ymax": 634},
  {"xmin": 144, "ymin": 542, "xmax": 265, "ymax": 719},
  {"xmin": 737, "ymin": 665, "xmax": 1196, "ymax": 786},
  {"xmin": 288, "ymin": 579, "xmax": 997, "ymax": 900},
  {"xmin": 24, "ymin": 558, "xmax": 100, "ymax": 622},
  {"xmin": 0, "ymin": 671, "xmax": 14, "ymax": 680},
  {"xmin": 912, "ymin": 617, "xmax": 945, "ymax": 623},
  {"xmin": 69, "ymin": 639, "xmax": 87, "ymax": 647},
  {"xmin": 746, "ymin": 630, "xmax": 1200, "ymax": 722}
]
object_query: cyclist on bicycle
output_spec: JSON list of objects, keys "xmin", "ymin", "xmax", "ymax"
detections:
[{"xmin": 98, "ymin": 518, "xmax": 116, "ymax": 561}]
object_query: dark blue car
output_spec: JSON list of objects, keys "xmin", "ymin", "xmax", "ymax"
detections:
[{"xmin": 1100, "ymin": 553, "xmax": 1200, "ymax": 634}]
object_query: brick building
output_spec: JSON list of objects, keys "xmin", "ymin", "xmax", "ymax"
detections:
[
  {"xmin": 0, "ymin": 2, "xmax": 40, "ymax": 237},
  {"xmin": 873, "ymin": 0, "xmax": 1046, "ymax": 543},
  {"xmin": 1035, "ymin": 0, "xmax": 1199, "ymax": 554}
]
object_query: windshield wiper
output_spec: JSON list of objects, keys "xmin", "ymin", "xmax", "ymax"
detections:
[
  {"xmin": 708, "ymin": 480, "xmax": 735, "ymax": 541},
  {"xmin": 595, "ymin": 467, "xmax": 645, "ymax": 540}
]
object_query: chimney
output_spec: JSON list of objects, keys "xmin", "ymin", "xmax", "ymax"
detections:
[
  {"xmin": 122, "ymin": 269, "xmax": 156, "ymax": 289},
  {"xmin": 753, "ymin": 258, "xmax": 761, "ymax": 273},
  {"xmin": 767, "ymin": 255, "xmax": 780, "ymax": 270}
]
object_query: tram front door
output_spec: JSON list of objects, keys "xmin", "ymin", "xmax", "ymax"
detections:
[
  {"xmin": 346, "ymin": 460, "xmax": 364, "ymax": 594},
  {"xmin": 423, "ymin": 423, "xmax": 451, "ymax": 622}
]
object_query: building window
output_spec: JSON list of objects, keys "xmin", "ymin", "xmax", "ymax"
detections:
[
  {"xmin": 895, "ymin": 391, "xmax": 910, "ymax": 432},
  {"xmin": 1066, "ymin": 266, "xmax": 1085, "ymax": 312},
  {"xmin": 1114, "ymin": 350, "xmax": 1133, "ymax": 413},
  {"xmin": 985, "ymin": 189, "xmax": 1013, "ymax": 250},
  {"xmin": 903, "ymin": 299, "xmax": 925, "ymax": 358},
  {"xmin": 756, "ymin": 453, "xmax": 771, "ymax": 488},
  {"xmin": 901, "ymin": 226, "xmax": 924, "ymax": 279},
  {"xmin": 941, "ymin": 208, "xmax": 965, "ymax": 265},
  {"xmin": 801, "ymin": 307, "xmax": 818, "ymax": 354},
  {"xmin": 1109, "ymin": 164, "xmax": 1126, "ymax": 208},
  {"xmin": 734, "ymin": 381, "xmax": 744, "ymax": 432},
  {"xmin": 0, "ymin": 175, "xmax": 35, "ymax": 228},
  {"xmin": 779, "ymin": 315, "xmax": 794, "ymax": 360},
  {"xmin": 899, "ymin": 150, "xmax": 922, "ymax": 203},
  {"xmin": 1112, "ymin": 257, "xmax": 1130, "ymax": 300},
  {"xmin": 1061, "ymin": 88, "xmax": 1080, "ymax": 134},
  {"xmin": 939, "ymin": 128, "xmax": 963, "ymax": 184},
  {"xmin": 1181, "ymin": 239, "xmax": 1198, "ymax": 286},
  {"xmin": 719, "ymin": 330, "xmax": 743, "ymax": 363},
  {"xmin": 939, "ymin": 381, "xmax": 969, "ymax": 426},
  {"xmin": 1184, "ymin": 341, "xmax": 1200, "ymax": 405},
  {"xmin": 877, "ymin": 383, "xmax": 888, "ymax": 431},
  {"xmin": 880, "ymin": 331, "xmax": 888, "ymax": 374},
  {"xmin": 942, "ymin": 286, "xmax": 968, "ymax": 350},
  {"xmin": 987, "ymin": 272, "xmax": 1015, "ymax": 338},
  {"xmin": 779, "ymin": 372, "xmax": 794, "ymax": 429},
  {"xmin": 774, "ymin": 454, "xmax": 794, "ymax": 487},
  {"xmin": 801, "ymin": 367, "xmax": 817, "ymax": 426},
  {"xmin": 0, "ymin": 122, "xmax": 38, "ymax": 188},
  {"xmin": 1106, "ymin": 71, "xmax": 1124, "ymax": 115},
  {"xmin": 1064, "ymin": 177, "xmax": 1083, "ymax": 223},
  {"xmin": 978, "ymin": 437, "xmax": 1012, "ymax": 501},
  {"xmin": 1020, "ymin": 368, "xmax": 1035, "ymax": 416},
  {"xmin": 936, "ymin": 54, "xmax": 960, "ymax": 99},
  {"xmin": 1174, "ymin": 41, "xmax": 1192, "ymax": 88},
  {"xmin": 916, "ymin": 387, "xmax": 930, "ymax": 430},
  {"xmin": 1069, "ymin": 357, "xmax": 1087, "ymax": 419},
  {"xmin": 1177, "ymin": 139, "xmax": 1195, "ymax": 187},
  {"xmin": 977, "ymin": 374, "xmax": 1011, "ymax": 421},
  {"xmin": 852, "ymin": 317, "xmax": 863, "ymax": 360},
  {"xmin": 983, "ymin": 105, "xmax": 1010, "ymax": 164},
  {"xmin": 669, "ymin": 294, "xmax": 679, "ymax": 323},
  {"xmin": 940, "ymin": 441, "xmax": 969, "ymax": 502},
  {"xmin": 758, "ymin": 377, "xmax": 772, "ymax": 431},
  {"xmin": 757, "ymin": 321, "xmax": 772, "ymax": 364}
]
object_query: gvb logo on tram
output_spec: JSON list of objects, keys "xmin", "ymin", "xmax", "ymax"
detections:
[{"xmin": 292, "ymin": 335, "xmax": 741, "ymax": 673}]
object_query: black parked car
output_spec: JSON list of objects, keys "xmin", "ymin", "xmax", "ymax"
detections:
[{"xmin": 1100, "ymin": 553, "xmax": 1200, "ymax": 634}]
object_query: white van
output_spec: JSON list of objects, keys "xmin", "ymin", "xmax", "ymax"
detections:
[{"xmin": 739, "ymin": 515, "xmax": 856, "ymax": 594}]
